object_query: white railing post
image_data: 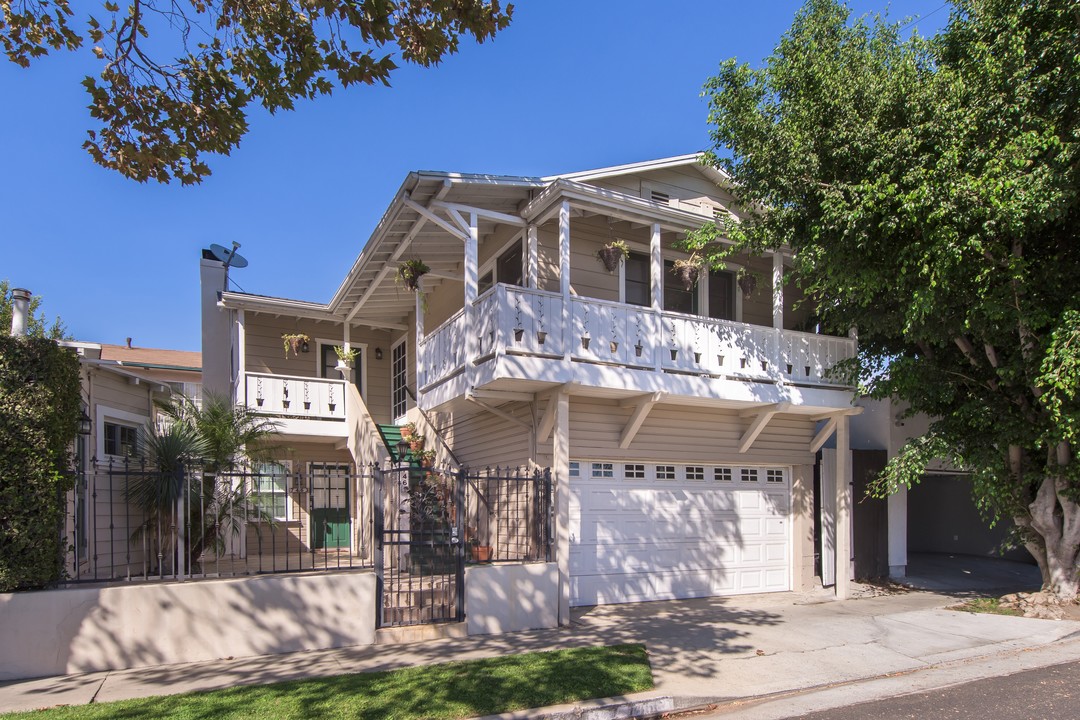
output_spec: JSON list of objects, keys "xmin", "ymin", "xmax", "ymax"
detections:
[
  {"xmin": 650, "ymin": 223, "xmax": 663, "ymax": 372},
  {"xmin": 465, "ymin": 213, "xmax": 479, "ymax": 378},
  {"xmin": 559, "ymin": 201, "xmax": 571, "ymax": 363}
]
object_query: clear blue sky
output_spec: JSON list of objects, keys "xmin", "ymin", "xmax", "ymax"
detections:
[{"xmin": 1, "ymin": 1, "xmax": 948, "ymax": 352}]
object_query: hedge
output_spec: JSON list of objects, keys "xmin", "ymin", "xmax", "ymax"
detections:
[{"xmin": 0, "ymin": 336, "xmax": 81, "ymax": 591}]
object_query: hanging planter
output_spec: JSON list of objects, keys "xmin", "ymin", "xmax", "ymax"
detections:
[
  {"xmin": 397, "ymin": 259, "xmax": 430, "ymax": 292},
  {"xmin": 537, "ymin": 330, "xmax": 547, "ymax": 345},
  {"xmin": 596, "ymin": 239, "xmax": 629, "ymax": 273},
  {"xmin": 281, "ymin": 333, "xmax": 310, "ymax": 359},
  {"xmin": 673, "ymin": 255, "xmax": 705, "ymax": 291},
  {"xmin": 737, "ymin": 268, "xmax": 760, "ymax": 298},
  {"xmin": 333, "ymin": 345, "xmax": 359, "ymax": 367}
]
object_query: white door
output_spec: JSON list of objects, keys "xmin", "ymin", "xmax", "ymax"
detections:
[{"xmin": 569, "ymin": 461, "xmax": 791, "ymax": 607}]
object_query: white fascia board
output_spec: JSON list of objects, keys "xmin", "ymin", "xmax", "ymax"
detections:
[
  {"xmin": 219, "ymin": 292, "xmax": 338, "ymax": 322},
  {"xmin": 82, "ymin": 359, "xmax": 172, "ymax": 393},
  {"xmin": 543, "ymin": 153, "xmax": 732, "ymax": 186},
  {"xmin": 523, "ymin": 180, "xmax": 723, "ymax": 233}
]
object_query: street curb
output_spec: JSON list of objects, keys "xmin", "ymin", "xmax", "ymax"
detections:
[{"xmin": 473, "ymin": 693, "xmax": 675, "ymax": 720}]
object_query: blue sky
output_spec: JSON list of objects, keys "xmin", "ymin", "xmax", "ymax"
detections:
[{"xmin": 1, "ymin": 1, "xmax": 948, "ymax": 352}]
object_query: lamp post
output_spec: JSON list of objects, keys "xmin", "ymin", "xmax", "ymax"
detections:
[{"xmin": 77, "ymin": 411, "xmax": 92, "ymax": 436}]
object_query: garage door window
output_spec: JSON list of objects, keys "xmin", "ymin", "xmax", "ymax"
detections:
[
  {"xmin": 767, "ymin": 469, "xmax": 785, "ymax": 483},
  {"xmin": 656, "ymin": 465, "xmax": 676, "ymax": 480},
  {"xmin": 624, "ymin": 464, "xmax": 645, "ymax": 479},
  {"xmin": 685, "ymin": 466, "xmax": 705, "ymax": 481},
  {"xmin": 741, "ymin": 468, "xmax": 759, "ymax": 483},
  {"xmin": 713, "ymin": 467, "xmax": 733, "ymax": 482},
  {"xmin": 591, "ymin": 462, "xmax": 614, "ymax": 478}
]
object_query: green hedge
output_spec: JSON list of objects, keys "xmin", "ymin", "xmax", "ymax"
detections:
[{"xmin": 0, "ymin": 337, "xmax": 81, "ymax": 591}]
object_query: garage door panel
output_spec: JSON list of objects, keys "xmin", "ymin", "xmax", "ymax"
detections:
[{"xmin": 570, "ymin": 464, "xmax": 791, "ymax": 607}]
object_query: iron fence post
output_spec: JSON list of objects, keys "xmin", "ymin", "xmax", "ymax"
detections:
[
  {"xmin": 455, "ymin": 466, "xmax": 466, "ymax": 622},
  {"xmin": 373, "ymin": 463, "xmax": 385, "ymax": 628}
]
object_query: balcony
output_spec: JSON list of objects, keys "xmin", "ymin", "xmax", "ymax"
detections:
[
  {"xmin": 242, "ymin": 372, "xmax": 347, "ymax": 437},
  {"xmin": 418, "ymin": 285, "xmax": 856, "ymax": 400}
]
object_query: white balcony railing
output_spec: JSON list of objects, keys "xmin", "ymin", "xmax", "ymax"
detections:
[
  {"xmin": 243, "ymin": 372, "xmax": 347, "ymax": 421},
  {"xmin": 419, "ymin": 285, "xmax": 856, "ymax": 391}
]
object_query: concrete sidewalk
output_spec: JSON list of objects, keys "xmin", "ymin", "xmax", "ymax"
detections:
[{"xmin": 2, "ymin": 585, "xmax": 1078, "ymax": 716}]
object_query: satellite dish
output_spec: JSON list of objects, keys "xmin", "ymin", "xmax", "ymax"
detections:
[{"xmin": 209, "ymin": 242, "xmax": 249, "ymax": 269}]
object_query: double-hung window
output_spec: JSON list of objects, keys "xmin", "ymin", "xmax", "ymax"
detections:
[
  {"xmin": 253, "ymin": 463, "xmax": 290, "ymax": 521},
  {"xmin": 103, "ymin": 422, "xmax": 139, "ymax": 458}
]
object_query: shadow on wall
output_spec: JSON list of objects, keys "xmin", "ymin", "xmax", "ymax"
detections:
[{"xmin": 0, "ymin": 571, "xmax": 377, "ymax": 683}]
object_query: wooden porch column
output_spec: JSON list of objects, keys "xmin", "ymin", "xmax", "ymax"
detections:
[
  {"xmin": 554, "ymin": 390, "xmax": 571, "ymax": 625},
  {"xmin": 236, "ymin": 309, "xmax": 246, "ymax": 406},
  {"xmin": 772, "ymin": 253, "xmax": 784, "ymax": 330},
  {"xmin": 650, "ymin": 222, "xmax": 663, "ymax": 371},
  {"xmin": 527, "ymin": 224, "xmax": 539, "ymax": 289},
  {"xmin": 464, "ymin": 212, "xmax": 479, "ymax": 371},
  {"xmin": 559, "ymin": 201, "xmax": 571, "ymax": 362},
  {"xmin": 835, "ymin": 412, "xmax": 852, "ymax": 599}
]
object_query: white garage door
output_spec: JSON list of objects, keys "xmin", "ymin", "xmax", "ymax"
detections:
[{"xmin": 569, "ymin": 461, "xmax": 790, "ymax": 607}]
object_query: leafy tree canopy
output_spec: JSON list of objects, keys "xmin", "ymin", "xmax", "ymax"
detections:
[
  {"xmin": 0, "ymin": 280, "xmax": 68, "ymax": 339},
  {"xmin": 1, "ymin": 0, "xmax": 513, "ymax": 184},
  {"xmin": 688, "ymin": 0, "xmax": 1080, "ymax": 597}
]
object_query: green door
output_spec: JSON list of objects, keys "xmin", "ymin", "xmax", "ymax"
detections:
[
  {"xmin": 312, "ymin": 507, "xmax": 350, "ymax": 549},
  {"xmin": 310, "ymin": 463, "xmax": 350, "ymax": 549}
]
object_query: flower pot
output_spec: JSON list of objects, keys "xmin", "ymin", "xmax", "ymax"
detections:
[
  {"xmin": 675, "ymin": 265, "xmax": 699, "ymax": 291},
  {"xmin": 514, "ymin": 328, "xmax": 524, "ymax": 342},
  {"xmin": 409, "ymin": 439, "xmax": 424, "ymax": 452},
  {"xmin": 303, "ymin": 401, "xmax": 311, "ymax": 410},
  {"xmin": 635, "ymin": 344, "xmax": 643, "ymax": 357},
  {"xmin": 256, "ymin": 397, "xmax": 264, "ymax": 407},
  {"xmin": 694, "ymin": 352, "xmax": 702, "ymax": 364},
  {"xmin": 718, "ymin": 355, "xmax": 725, "ymax": 366},
  {"xmin": 610, "ymin": 341, "xmax": 619, "ymax": 353},
  {"xmin": 670, "ymin": 349, "xmax": 678, "ymax": 361},
  {"xmin": 597, "ymin": 246, "xmax": 623, "ymax": 272},
  {"xmin": 537, "ymin": 331, "xmax": 547, "ymax": 345},
  {"xmin": 738, "ymin": 273, "xmax": 757, "ymax": 298},
  {"xmin": 282, "ymin": 399, "xmax": 290, "ymax": 409},
  {"xmin": 470, "ymin": 545, "xmax": 493, "ymax": 563},
  {"xmin": 328, "ymin": 403, "xmax": 336, "ymax": 412},
  {"xmin": 581, "ymin": 336, "xmax": 591, "ymax": 350}
]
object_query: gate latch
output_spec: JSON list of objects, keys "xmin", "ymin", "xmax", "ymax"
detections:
[{"xmin": 450, "ymin": 527, "xmax": 460, "ymax": 545}]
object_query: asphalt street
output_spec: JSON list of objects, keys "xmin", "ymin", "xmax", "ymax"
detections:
[{"xmin": 759, "ymin": 660, "xmax": 1080, "ymax": 720}]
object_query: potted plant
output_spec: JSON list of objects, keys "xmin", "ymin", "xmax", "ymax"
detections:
[
  {"xmin": 397, "ymin": 259, "xmax": 430, "ymax": 292},
  {"xmin": 466, "ymin": 526, "xmax": 493, "ymax": 563},
  {"xmin": 400, "ymin": 422, "xmax": 417, "ymax": 440},
  {"xmin": 673, "ymin": 255, "xmax": 705, "ymax": 291},
  {"xmin": 596, "ymin": 239, "xmax": 629, "ymax": 273},
  {"xmin": 409, "ymin": 434, "xmax": 425, "ymax": 453},
  {"xmin": 333, "ymin": 345, "xmax": 359, "ymax": 367},
  {"xmin": 737, "ymin": 268, "xmax": 760, "ymax": 298},
  {"xmin": 281, "ymin": 332, "xmax": 310, "ymax": 358},
  {"xmin": 417, "ymin": 449, "xmax": 436, "ymax": 468}
]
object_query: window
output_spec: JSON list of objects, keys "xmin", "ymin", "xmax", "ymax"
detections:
[
  {"xmin": 479, "ymin": 240, "xmax": 524, "ymax": 294},
  {"xmin": 321, "ymin": 343, "xmax": 362, "ymax": 396},
  {"xmin": 664, "ymin": 260, "xmax": 699, "ymax": 315},
  {"xmin": 103, "ymin": 422, "xmax": 138, "ymax": 457},
  {"xmin": 624, "ymin": 464, "xmax": 645, "ymax": 479},
  {"xmin": 766, "ymin": 469, "xmax": 785, "ymax": 484},
  {"xmin": 686, "ymin": 466, "xmax": 705, "ymax": 481},
  {"xmin": 656, "ymin": 465, "xmax": 676, "ymax": 480},
  {"xmin": 391, "ymin": 339, "xmax": 407, "ymax": 421},
  {"xmin": 253, "ymin": 463, "xmax": 290, "ymax": 521},
  {"xmin": 569, "ymin": 461, "xmax": 580, "ymax": 478},
  {"xmin": 625, "ymin": 252, "xmax": 651, "ymax": 307},
  {"xmin": 707, "ymin": 270, "xmax": 735, "ymax": 321},
  {"xmin": 741, "ymin": 468, "xmax": 759, "ymax": 483},
  {"xmin": 713, "ymin": 467, "xmax": 733, "ymax": 483},
  {"xmin": 591, "ymin": 462, "xmax": 614, "ymax": 478}
]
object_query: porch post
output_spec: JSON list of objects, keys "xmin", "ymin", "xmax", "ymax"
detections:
[
  {"xmin": 343, "ymin": 323, "xmax": 354, "ymax": 386},
  {"xmin": 527, "ymin": 224, "xmax": 539, "ymax": 289},
  {"xmin": 772, "ymin": 253, "xmax": 784, "ymax": 330},
  {"xmin": 236, "ymin": 309, "xmax": 246, "ymax": 406},
  {"xmin": 553, "ymin": 390, "xmax": 571, "ymax": 625},
  {"xmin": 415, "ymin": 281, "xmax": 425, "ymax": 394},
  {"xmin": 650, "ymin": 223, "xmax": 663, "ymax": 371},
  {"xmin": 465, "ymin": 212, "xmax": 479, "ymax": 372},
  {"xmin": 559, "ymin": 201, "xmax": 571, "ymax": 362},
  {"xmin": 835, "ymin": 413, "xmax": 852, "ymax": 599}
]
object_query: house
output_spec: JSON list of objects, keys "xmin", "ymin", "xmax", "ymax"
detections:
[
  {"xmin": 201, "ymin": 153, "xmax": 863, "ymax": 629},
  {"xmin": 60, "ymin": 339, "xmax": 202, "ymax": 582}
]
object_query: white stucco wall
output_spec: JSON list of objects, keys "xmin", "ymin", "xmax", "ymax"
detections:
[
  {"xmin": 465, "ymin": 562, "xmax": 559, "ymax": 636},
  {"xmin": 0, "ymin": 571, "xmax": 377, "ymax": 681}
]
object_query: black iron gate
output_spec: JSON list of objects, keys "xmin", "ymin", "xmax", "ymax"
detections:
[{"xmin": 374, "ymin": 463, "xmax": 464, "ymax": 627}]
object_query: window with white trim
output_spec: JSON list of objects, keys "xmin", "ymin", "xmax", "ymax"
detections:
[
  {"xmin": 624, "ymin": 464, "xmax": 645, "ymax": 479},
  {"xmin": 766, "ymin": 469, "xmax": 785, "ymax": 484},
  {"xmin": 741, "ymin": 468, "xmax": 759, "ymax": 483},
  {"xmin": 591, "ymin": 462, "xmax": 614, "ymax": 478},
  {"xmin": 714, "ymin": 467, "xmax": 733, "ymax": 483},
  {"xmin": 478, "ymin": 239, "xmax": 524, "ymax": 294},
  {"xmin": 103, "ymin": 422, "xmax": 139, "ymax": 458},
  {"xmin": 656, "ymin": 465, "xmax": 676, "ymax": 480},
  {"xmin": 685, "ymin": 466, "xmax": 705, "ymax": 481},
  {"xmin": 569, "ymin": 462, "xmax": 580, "ymax": 478},
  {"xmin": 391, "ymin": 339, "xmax": 407, "ymax": 421},
  {"xmin": 253, "ymin": 463, "xmax": 290, "ymax": 521}
]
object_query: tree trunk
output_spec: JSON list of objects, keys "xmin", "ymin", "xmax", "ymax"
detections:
[{"xmin": 1023, "ymin": 465, "xmax": 1080, "ymax": 601}]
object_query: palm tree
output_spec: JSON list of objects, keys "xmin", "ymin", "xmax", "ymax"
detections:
[{"xmin": 127, "ymin": 392, "xmax": 281, "ymax": 573}]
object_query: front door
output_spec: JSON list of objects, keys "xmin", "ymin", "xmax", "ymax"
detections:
[{"xmin": 310, "ymin": 463, "xmax": 350, "ymax": 549}]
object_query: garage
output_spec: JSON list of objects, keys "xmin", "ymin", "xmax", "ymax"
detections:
[{"xmin": 569, "ymin": 461, "xmax": 791, "ymax": 606}]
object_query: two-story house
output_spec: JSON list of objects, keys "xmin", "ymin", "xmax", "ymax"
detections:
[{"xmin": 201, "ymin": 153, "xmax": 861, "ymax": 627}]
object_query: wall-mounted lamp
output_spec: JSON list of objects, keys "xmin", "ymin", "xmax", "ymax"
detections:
[
  {"xmin": 300, "ymin": 339, "xmax": 310, "ymax": 353},
  {"xmin": 375, "ymin": 347, "xmax": 383, "ymax": 361},
  {"xmin": 396, "ymin": 438, "xmax": 409, "ymax": 463},
  {"xmin": 77, "ymin": 411, "xmax": 92, "ymax": 436}
]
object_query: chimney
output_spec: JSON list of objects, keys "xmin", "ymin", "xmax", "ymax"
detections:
[
  {"xmin": 9, "ymin": 288, "xmax": 31, "ymax": 337},
  {"xmin": 200, "ymin": 249, "xmax": 232, "ymax": 397},
  {"xmin": 126, "ymin": 337, "xmax": 133, "ymax": 348}
]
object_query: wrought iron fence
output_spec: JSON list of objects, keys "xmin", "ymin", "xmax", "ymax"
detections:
[
  {"xmin": 65, "ymin": 458, "xmax": 375, "ymax": 584},
  {"xmin": 463, "ymin": 466, "xmax": 553, "ymax": 565}
]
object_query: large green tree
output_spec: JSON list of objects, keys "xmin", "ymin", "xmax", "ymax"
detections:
[
  {"xmin": 688, "ymin": 0, "xmax": 1080, "ymax": 598},
  {"xmin": 1, "ymin": 0, "xmax": 513, "ymax": 184}
]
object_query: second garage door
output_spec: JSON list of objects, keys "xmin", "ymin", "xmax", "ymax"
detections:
[{"xmin": 569, "ymin": 461, "xmax": 790, "ymax": 607}]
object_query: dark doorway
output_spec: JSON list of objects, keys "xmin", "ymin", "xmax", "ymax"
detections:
[{"xmin": 852, "ymin": 449, "xmax": 888, "ymax": 580}]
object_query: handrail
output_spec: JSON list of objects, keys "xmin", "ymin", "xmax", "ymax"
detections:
[
  {"xmin": 244, "ymin": 370, "xmax": 346, "ymax": 385},
  {"xmin": 405, "ymin": 384, "xmax": 462, "ymax": 468}
]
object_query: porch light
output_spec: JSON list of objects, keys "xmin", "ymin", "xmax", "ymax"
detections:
[
  {"xmin": 300, "ymin": 339, "xmax": 310, "ymax": 353},
  {"xmin": 396, "ymin": 438, "xmax": 409, "ymax": 462},
  {"xmin": 77, "ymin": 411, "xmax": 92, "ymax": 436},
  {"xmin": 374, "ymin": 347, "xmax": 383, "ymax": 361}
]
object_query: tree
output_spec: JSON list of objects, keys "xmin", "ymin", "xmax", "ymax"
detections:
[
  {"xmin": 1, "ymin": 1, "xmax": 513, "ymax": 185},
  {"xmin": 0, "ymin": 281, "xmax": 67, "ymax": 339},
  {"xmin": 127, "ymin": 392, "xmax": 280, "ymax": 572},
  {"xmin": 689, "ymin": 0, "xmax": 1080, "ymax": 598}
]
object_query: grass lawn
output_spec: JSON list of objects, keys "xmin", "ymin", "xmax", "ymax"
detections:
[
  {"xmin": 949, "ymin": 597, "xmax": 1024, "ymax": 617},
  {"xmin": 2, "ymin": 644, "xmax": 653, "ymax": 720}
]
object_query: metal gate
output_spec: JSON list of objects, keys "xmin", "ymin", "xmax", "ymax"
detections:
[{"xmin": 374, "ymin": 463, "xmax": 464, "ymax": 627}]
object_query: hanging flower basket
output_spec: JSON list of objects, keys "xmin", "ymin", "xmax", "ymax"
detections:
[
  {"xmin": 737, "ymin": 269, "xmax": 759, "ymax": 298},
  {"xmin": 673, "ymin": 257, "xmax": 703, "ymax": 291},
  {"xmin": 398, "ymin": 259, "xmax": 430, "ymax": 292},
  {"xmin": 596, "ymin": 240, "xmax": 629, "ymax": 273},
  {"xmin": 333, "ymin": 345, "xmax": 359, "ymax": 367},
  {"xmin": 281, "ymin": 333, "xmax": 310, "ymax": 358}
]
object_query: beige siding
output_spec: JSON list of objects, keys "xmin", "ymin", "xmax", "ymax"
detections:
[
  {"xmin": 536, "ymin": 221, "xmax": 561, "ymax": 293},
  {"xmin": 244, "ymin": 313, "xmax": 394, "ymax": 423},
  {"xmin": 566, "ymin": 397, "xmax": 816, "ymax": 466},
  {"xmin": 92, "ymin": 370, "xmax": 153, "ymax": 419},
  {"xmin": 437, "ymin": 403, "xmax": 533, "ymax": 469}
]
